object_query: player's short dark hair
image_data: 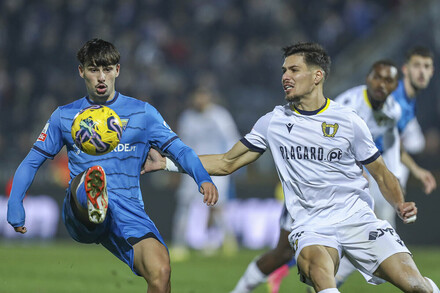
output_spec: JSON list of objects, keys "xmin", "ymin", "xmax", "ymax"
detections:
[
  {"xmin": 368, "ymin": 59, "xmax": 399, "ymax": 76},
  {"xmin": 77, "ymin": 38, "xmax": 120, "ymax": 67},
  {"xmin": 405, "ymin": 46, "xmax": 434, "ymax": 62},
  {"xmin": 282, "ymin": 42, "xmax": 331, "ymax": 80}
]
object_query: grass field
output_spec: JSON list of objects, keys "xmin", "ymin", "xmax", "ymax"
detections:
[{"xmin": 1, "ymin": 241, "xmax": 439, "ymax": 293}]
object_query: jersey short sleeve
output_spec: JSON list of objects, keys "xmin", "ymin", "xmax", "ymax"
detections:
[
  {"xmin": 242, "ymin": 111, "xmax": 273, "ymax": 152},
  {"xmin": 350, "ymin": 112, "xmax": 380, "ymax": 164},
  {"xmin": 32, "ymin": 108, "xmax": 64, "ymax": 159},
  {"xmin": 143, "ymin": 103, "xmax": 179, "ymax": 151}
]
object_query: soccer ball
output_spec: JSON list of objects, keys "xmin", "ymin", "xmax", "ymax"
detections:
[{"xmin": 71, "ymin": 105, "xmax": 123, "ymax": 155}]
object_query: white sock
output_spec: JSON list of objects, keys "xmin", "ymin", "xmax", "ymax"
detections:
[
  {"xmin": 317, "ymin": 289, "xmax": 340, "ymax": 293},
  {"xmin": 425, "ymin": 277, "xmax": 440, "ymax": 293},
  {"xmin": 230, "ymin": 259, "xmax": 267, "ymax": 293}
]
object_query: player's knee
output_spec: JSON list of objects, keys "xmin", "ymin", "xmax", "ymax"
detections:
[
  {"xmin": 277, "ymin": 247, "xmax": 294, "ymax": 263},
  {"xmin": 306, "ymin": 262, "xmax": 334, "ymax": 287},
  {"xmin": 402, "ymin": 275, "xmax": 433, "ymax": 293},
  {"xmin": 147, "ymin": 265, "xmax": 171, "ymax": 292}
]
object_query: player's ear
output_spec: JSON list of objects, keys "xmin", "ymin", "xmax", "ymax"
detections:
[
  {"xmin": 78, "ymin": 65, "xmax": 85, "ymax": 78},
  {"xmin": 401, "ymin": 64, "xmax": 407, "ymax": 76},
  {"xmin": 314, "ymin": 69, "xmax": 324, "ymax": 85},
  {"xmin": 115, "ymin": 64, "xmax": 120, "ymax": 77}
]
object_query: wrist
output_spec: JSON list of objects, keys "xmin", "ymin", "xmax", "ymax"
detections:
[{"xmin": 165, "ymin": 157, "xmax": 180, "ymax": 172}]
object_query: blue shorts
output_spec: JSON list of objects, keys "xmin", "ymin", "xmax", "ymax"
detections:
[{"xmin": 62, "ymin": 187, "xmax": 167, "ymax": 275}]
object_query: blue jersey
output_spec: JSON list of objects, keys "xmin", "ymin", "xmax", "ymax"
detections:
[
  {"xmin": 392, "ymin": 80, "xmax": 417, "ymax": 133},
  {"xmin": 33, "ymin": 92, "xmax": 179, "ymax": 205},
  {"xmin": 8, "ymin": 92, "xmax": 212, "ymax": 227}
]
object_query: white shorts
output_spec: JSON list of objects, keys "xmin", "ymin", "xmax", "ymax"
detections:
[
  {"xmin": 288, "ymin": 207, "xmax": 410, "ymax": 285},
  {"xmin": 279, "ymin": 204, "xmax": 294, "ymax": 232}
]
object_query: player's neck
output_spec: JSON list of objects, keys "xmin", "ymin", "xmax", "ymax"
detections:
[
  {"xmin": 403, "ymin": 78, "xmax": 417, "ymax": 99},
  {"xmin": 89, "ymin": 91, "xmax": 117, "ymax": 104},
  {"xmin": 367, "ymin": 95, "xmax": 384, "ymax": 110},
  {"xmin": 291, "ymin": 93, "xmax": 326, "ymax": 112}
]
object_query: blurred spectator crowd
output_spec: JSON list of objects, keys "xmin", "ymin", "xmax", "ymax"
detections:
[{"xmin": 0, "ymin": 0, "xmax": 411, "ymax": 177}]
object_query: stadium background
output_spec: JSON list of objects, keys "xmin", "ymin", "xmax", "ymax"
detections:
[{"xmin": 0, "ymin": 0, "xmax": 439, "ymax": 247}]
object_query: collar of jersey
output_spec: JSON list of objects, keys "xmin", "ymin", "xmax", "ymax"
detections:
[
  {"xmin": 363, "ymin": 89, "xmax": 372, "ymax": 108},
  {"xmin": 292, "ymin": 98, "xmax": 330, "ymax": 115},
  {"xmin": 86, "ymin": 91, "xmax": 119, "ymax": 106}
]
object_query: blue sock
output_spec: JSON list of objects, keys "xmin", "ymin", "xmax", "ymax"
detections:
[
  {"xmin": 76, "ymin": 174, "xmax": 87, "ymax": 209},
  {"xmin": 287, "ymin": 257, "xmax": 296, "ymax": 267}
]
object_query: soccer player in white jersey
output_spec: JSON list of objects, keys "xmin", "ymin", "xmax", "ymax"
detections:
[
  {"xmin": 335, "ymin": 60, "xmax": 436, "ymax": 228},
  {"xmin": 333, "ymin": 60, "xmax": 437, "ymax": 290},
  {"xmin": 143, "ymin": 42, "xmax": 439, "ymax": 293}
]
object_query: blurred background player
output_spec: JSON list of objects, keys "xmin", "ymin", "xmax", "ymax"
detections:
[
  {"xmin": 171, "ymin": 86, "xmax": 240, "ymax": 260},
  {"xmin": 392, "ymin": 46, "xmax": 435, "ymax": 192},
  {"xmin": 335, "ymin": 59, "xmax": 436, "ymax": 227}
]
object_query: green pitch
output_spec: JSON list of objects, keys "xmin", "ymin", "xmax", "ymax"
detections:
[{"xmin": 0, "ymin": 242, "xmax": 439, "ymax": 292}]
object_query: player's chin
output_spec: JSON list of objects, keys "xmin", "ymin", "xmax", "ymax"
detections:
[{"xmin": 285, "ymin": 94, "xmax": 299, "ymax": 103}]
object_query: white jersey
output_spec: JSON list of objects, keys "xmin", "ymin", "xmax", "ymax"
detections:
[
  {"xmin": 243, "ymin": 99, "xmax": 379, "ymax": 228},
  {"xmin": 334, "ymin": 85, "xmax": 402, "ymax": 175}
]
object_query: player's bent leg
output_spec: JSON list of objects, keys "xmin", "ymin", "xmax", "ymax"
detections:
[
  {"xmin": 258, "ymin": 229, "xmax": 294, "ymax": 274},
  {"xmin": 230, "ymin": 229, "xmax": 294, "ymax": 293},
  {"xmin": 70, "ymin": 166, "xmax": 108, "ymax": 226},
  {"xmin": 297, "ymin": 245, "xmax": 339, "ymax": 292},
  {"xmin": 133, "ymin": 237, "xmax": 171, "ymax": 293},
  {"xmin": 84, "ymin": 166, "xmax": 108, "ymax": 224},
  {"xmin": 264, "ymin": 229, "xmax": 295, "ymax": 293},
  {"xmin": 374, "ymin": 252, "xmax": 433, "ymax": 293}
]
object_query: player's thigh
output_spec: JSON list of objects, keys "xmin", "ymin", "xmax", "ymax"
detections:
[
  {"xmin": 273, "ymin": 229, "xmax": 294, "ymax": 257},
  {"xmin": 297, "ymin": 245, "xmax": 339, "ymax": 278},
  {"xmin": 133, "ymin": 237, "xmax": 170, "ymax": 279},
  {"xmin": 374, "ymin": 252, "xmax": 428, "ymax": 292}
]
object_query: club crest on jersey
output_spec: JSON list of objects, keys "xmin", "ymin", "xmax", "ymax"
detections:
[
  {"xmin": 321, "ymin": 122, "xmax": 339, "ymax": 137},
  {"xmin": 120, "ymin": 119, "xmax": 129, "ymax": 131},
  {"xmin": 286, "ymin": 123, "xmax": 294, "ymax": 133}
]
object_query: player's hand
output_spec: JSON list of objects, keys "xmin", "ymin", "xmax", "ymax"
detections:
[
  {"xmin": 141, "ymin": 147, "xmax": 166, "ymax": 175},
  {"xmin": 200, "ymin": 182, "xmax": 218, "ymax": 206},
  {"xmin": 14, "ymin": 226, "xmax": 27, "ymax": 234},
  {"xmin": 413, "ymin": 167, "xmax": 437, "ymax": 194},
  {"xmin": 396, "ymin": 202, "xmax": 417, "ymax": 224}
]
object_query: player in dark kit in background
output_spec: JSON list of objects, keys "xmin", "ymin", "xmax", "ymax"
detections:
[{"xmin": 7, "ymin": 38, "xmax": 218, "ymax": 293}]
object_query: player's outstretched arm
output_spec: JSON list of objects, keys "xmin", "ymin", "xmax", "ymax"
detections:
[
  {"xmin": 142, "ymin": 141, "xmax": 262, "ymax": 176},
  {"xmin": 7, "ymin": 150, "xmax": 47, "ymax": 233},
  {"xmin": 401, "ymin": 149, "xmax": 437, "ymax": 194},
  {"xmin": 199, "ymin": 141, "xmax": 262, "ymax": 176},
  {"xmin": 365, "ymin": 156, "xmax": 417, "ymax": 224}
]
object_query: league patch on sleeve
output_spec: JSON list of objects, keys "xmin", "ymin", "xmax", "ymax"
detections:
[{"xmin": 37, "ymin": 123, "xmax": 49, "ymax": 142}]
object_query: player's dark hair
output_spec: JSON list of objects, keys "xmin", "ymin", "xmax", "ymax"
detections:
[
  {"xmin": 282, "ymin": 42, "xmax": 331, "ymax": 80},
  {"xmin": 368, "ymin": 60, "xmax": 399, "ymax": 76},
  {"xmin": 77, "ymin": 38, "xmax": 120, "ymax": 67},
  {"xmin": 405, "ymin": 46, "xmax": 434, "ymax": 62}
]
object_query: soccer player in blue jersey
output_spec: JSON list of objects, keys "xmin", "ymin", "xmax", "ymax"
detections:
[
  {"xmin": 7, "ymin": 38, "xmax": 218, "ymax": 293},
  {"xmin": 392, "ymin": 46, "xmax": 435, "ymax": 191}
]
